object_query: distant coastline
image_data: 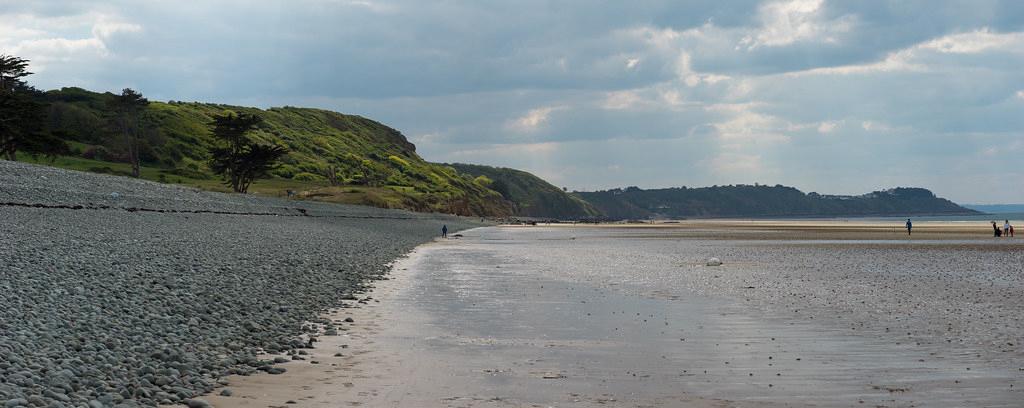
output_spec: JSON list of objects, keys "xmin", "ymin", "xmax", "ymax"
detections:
[
  {"xmin": 962, "ymin": 204, "xmax": 1024, "ymax": 214},
  {"xmin": 575, "ymin": 185, "xmax": 977, "ymax": 221}
]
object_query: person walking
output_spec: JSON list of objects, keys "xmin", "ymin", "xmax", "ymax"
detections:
[
  {"xmin": 1004, "ymin": 220, "xmax": 1011, "ymax": 238},
  {"xmin": 442, "ymin": 224, "xmax": 448, "ymax": 239},
  {"xmin": 905, "ymin": 219, "xmax": 912, "ymax": 235}
]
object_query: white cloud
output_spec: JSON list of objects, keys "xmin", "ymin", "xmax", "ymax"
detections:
[
  {"xmin": 740, "ymin": 0, "xmax": 855, "ymax": 50},
  {"xmin": 335, "ymin": 0, "xmax": 397, "ymax": 13},
  {"xmin": 1017, "ymin": 90, "xmax": 1024, "ymax": 100},
  {"xmin": 920, "ymin": 28, "xmax": 1024, "ymax": 54},
  {"xmin": 861, "ymin": 120, "xmax": 893, "ymax": 132},
  {"xmin": 0, "ymin": 24, "xmax": 46, "ymax": 41},
  {"xmin": 0, "ymin": 12, "xmax": 141, "ymax": 70},
  {"xmin": 410, "ymin": 132, "xmax": 446, "ymax": 145},
  {"xmin": 704, "ymin": 152, "xmax": 767, "ymax": 177},
  {"xmin": 626, "ymin": 26, "xmax": 684, "ymax": 51},
  {"xmin": 507, "ymin": 106, "xmax": 566, "ymax": 132},
  {"xmin": 817, "ymin": 121, "xmax": 838, "ymax": 133},
  {"xmin": 708, "ymin": 105, "xmax": 792, "ymax": 147},
  {"xmin": 788, "ymin": 28, "xmax": 1024, "ymax": 77},
  {"xmin": 91, "ymin": 20, "xmax": 141, "ymax": 41},
  {"xmin": 675, "ymin": 51, "xmax": 732, "ymax": 87},
  {"xmin": 13, "ymin": 37, "xmax": 106, "ymax": 60},
  {"xmin": 602, "ymin": 90, "xmax": 642, "ymax": 110},
  {"xmin": 449, "ymin": 142, "xmax": 560, "ymax": 158},
  {"xmin": 660, "ymin": 89, "xmax": 682, "ymax": 106},
  {"xmin": 797, "ymin": 49, "xmax": 923, "ymax": 76},
  {"xmin": 625, "ymin": 58, "xmax": 640, "ymax": 69}
]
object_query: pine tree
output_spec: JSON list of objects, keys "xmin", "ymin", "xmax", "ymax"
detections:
[
  {"xmin": 0, "ymin": 54, "xmax": 68, "ymax": 161},
  {"xmin": 108, "ymin": 88, "xmax": 150, "ymax": 177},
  {"xmin": 208, "ymin": 113, "xmax": 288, "ymax": 193}
]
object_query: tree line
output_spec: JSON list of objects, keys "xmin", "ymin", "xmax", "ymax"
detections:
[
  {"xmin": 577, "ymin": 185, "xmax": 975, "ymax": 219},
  {"xmin": 0, "ymin": 54, "xmax": 286, "ymax": 193}
]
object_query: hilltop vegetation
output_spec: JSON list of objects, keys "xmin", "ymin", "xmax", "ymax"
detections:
[
  {"xmin": 448, "ymin": 163, "xmax": 600, "ymax": 218},
  {"xmin": 32, "ymin": 87, "xmax": 514, "ymax": 216},
  {"xmin": 578, "ymin": 185, "xmax": 977, "ymax": 219}
]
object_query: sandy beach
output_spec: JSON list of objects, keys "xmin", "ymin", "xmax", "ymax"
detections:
[{"xmin": 203, "ymin": 221, "xmax": 1024, "ymax": 407}]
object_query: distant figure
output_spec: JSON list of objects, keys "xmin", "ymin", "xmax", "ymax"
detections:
[
  {"xmin": 993, "ymin": 221, "xmax": 1002, "ymax": 237},
  {"xmin": 905, "ymin": 219, "xmax": 912, "ymax": 235},
  {"xmin": 1004, "ymin": 220, "xmax": 1011, "ymax": 237},
  {"xmin": 442, "ymin": 225, "xmax": 448, "ymax": 238},
  {"xmin": 1011, "ymin": 224, "xmax": 1015, "ymax": 237}
]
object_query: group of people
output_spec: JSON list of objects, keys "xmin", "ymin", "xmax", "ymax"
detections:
[
  {"xmin": 993, "ymin": 220, "xmax": 1014, "ymax": 237},
  {"xmin": 906, "ymin": 218, "xmax": 1017, "ymax": 237}
]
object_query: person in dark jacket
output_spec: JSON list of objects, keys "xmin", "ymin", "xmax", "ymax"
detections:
[{"xmin": 442, "ymin": 225, "xmax": 448, "ymax": 238}]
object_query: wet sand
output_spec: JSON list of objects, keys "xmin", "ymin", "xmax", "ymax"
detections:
[
  {"xmin": 555, "ymin": 219, "xmax": 1022, "ymax": 241},
  {"xmin": 204, "ymin": 221, "xmax": 1024, "ymax": 407}
]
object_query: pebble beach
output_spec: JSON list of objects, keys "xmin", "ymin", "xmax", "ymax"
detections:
[{"xmin": 0, "ymin": 161, "xmax": 481, "ymax": 408}]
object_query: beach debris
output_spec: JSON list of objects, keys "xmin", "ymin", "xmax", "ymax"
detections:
[
  {"xmin": 706, "ymin": 257, "xmax": 722, "ymax": 266},
  {"xmin": 109, "ymin": 191, "xmax": 121, "ymax": 199},
  {"xmin": 539, "ymin": 372, "xmax": 566, "ymax": 379},
  {"xmin": 184, "ymin": 399, "xmax": 212, "ymax": 408}
]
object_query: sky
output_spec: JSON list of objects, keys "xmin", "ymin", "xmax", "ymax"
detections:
[{"xmin": 2, "ymin": 0, "xmax": 1022, "ymax": 203}]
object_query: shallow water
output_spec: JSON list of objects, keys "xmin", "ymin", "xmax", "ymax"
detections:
[{"xmin": 362, "ymin": 226, "xmax": 1024, "ymax": 407}]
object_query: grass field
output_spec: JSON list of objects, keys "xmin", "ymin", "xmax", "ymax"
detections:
[{"xmin": 17, "ymin": 153, "xmax": 438, "ymax": 210}]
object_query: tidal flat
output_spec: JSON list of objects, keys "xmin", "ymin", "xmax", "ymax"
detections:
[{"xmin": 216, "ymin": 222, "xmax": 1024, "ymax": 407}]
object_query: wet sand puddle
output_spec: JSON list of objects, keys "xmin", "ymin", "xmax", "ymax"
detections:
[
  {"xmin": 210, "ymin": 225, "xmax": 1023, "ymax": 407},
  {"xmin": 359, "ymin": 226, "xmax": 1022, "ymax": 407}
]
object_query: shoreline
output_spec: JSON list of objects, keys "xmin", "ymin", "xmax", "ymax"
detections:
[
  {"xmin": 196, "ymin": 234, "xmax": 738, "ymax": 408},
  {"xmin": 523, "ymin": 219, "xmax": 1021, "ymax": 241},
  {"xmin": 192, "ymin": 281, "xmax": 399, "ymax": 407}
]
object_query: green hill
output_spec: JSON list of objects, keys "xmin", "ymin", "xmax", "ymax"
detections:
[
  {"xmin": 14, "ymin": 87, "xmax": 976, "ymax": 221},
  {"xmin": 30, "ymin": 87, "xmax": 512, "ymax": 216},
  {"xmin": 448, "ymin": 163, "xmax": 600, "ymax": 219},
  {"xmin": 577, "ymin": 185, "xmax": 977, "ymax": 219}
]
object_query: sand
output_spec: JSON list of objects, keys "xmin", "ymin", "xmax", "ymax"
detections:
[{"xmin": 199, "ymin": 221, "xmax": 1024, "ymax": 407}]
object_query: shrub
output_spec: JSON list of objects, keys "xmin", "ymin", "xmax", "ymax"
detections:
[
  {"xmin": 292, "ymin": 172, "xmax": 325, "ymax": 181},
  {"xmin": 388, "ymin": 155, "xmax": 410, "ymax": 169},
  {"xmin": 473, "ymin": 175, "xmax": 493, "ymax": 187},
  {"xmin": 81, "ymin": 146, "xmax": 110, "ymax": 160},
  {"xmin": 164, "ymin": 167, "xmax": 211, "ymax": 180},
  {"xmin": 272, "ymin": 164, "xmax": 299, "ymax": 178}
]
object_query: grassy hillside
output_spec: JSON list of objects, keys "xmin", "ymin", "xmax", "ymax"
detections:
[
  {"xmin": 448, "ymin": 163, "xmax": 600, "ymax": 219},
  {"xmin": 34, "ymin": 87, "xmax": 512, "ymax": 216},
  {"xmin": 578, "ymin": 185, "xmax": 977, "ymax": 219}
]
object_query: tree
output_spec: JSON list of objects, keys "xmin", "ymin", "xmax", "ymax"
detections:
[
  {"xmin": 0, "ymin": 54, "xmax": 68, "ymax": 161},
  {"xmin": 208, "ymin": 112, "xmax": 288, "ymax": 193},
  {"xmin": 323, "ymin": 164, "xmax": 341, "ymax": 186},
  {"xmin": 108, "ymin": 88, "xmax": 150, "ymax": 177},
  {"xmin": 0, "ymin": 55, "xmax": 31, "ymax": 92}
]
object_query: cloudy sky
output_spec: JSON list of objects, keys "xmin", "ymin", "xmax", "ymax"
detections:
[{"xmin": 2, "ymin": 0, "xmax": 1022, "ymax": 202}]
